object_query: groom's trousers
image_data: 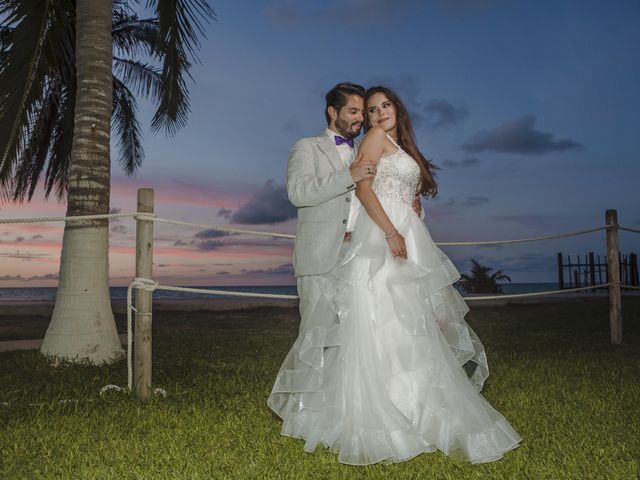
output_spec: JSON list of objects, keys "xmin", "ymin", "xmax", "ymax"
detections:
[{"xmin": 296, "ymin": 241, "xmax": 350, "ymax": 336}]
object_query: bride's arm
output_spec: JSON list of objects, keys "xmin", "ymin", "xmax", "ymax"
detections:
[{"xmin": 354, "ymin": 127, "xmax": 407, "ymax": 259}]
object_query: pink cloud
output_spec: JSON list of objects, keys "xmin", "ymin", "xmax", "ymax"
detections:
[
  {"xmin": 1, "ymin": 175, "xmax": 298, "ymax": 288},
  {"xmin": 111, "ymin": 176, "xmax": 254, "ymax": 209},
  {"xmin": 6, "ymin": 223, "xmax": 64, "ymax": 235}
]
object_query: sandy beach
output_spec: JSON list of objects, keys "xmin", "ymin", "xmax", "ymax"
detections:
[
  {"xmin": 1, "ymin": 291, "xmax": 637, "ymax": 349},
  {"xmin": 0, "ymin": 297, "xmax": 298, "ymax": 317},
  {"xmin": 0, "ymin": 298, "xmax": 299, "ymax": 348}
]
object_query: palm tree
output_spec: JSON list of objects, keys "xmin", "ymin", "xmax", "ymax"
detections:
[
  {"xmin": 0, "ymin": 0, "xmax": 214, "ymax": 362},
  {"xmin": 458, "ymin": 259, "xmax": 512, "ymax": 294}
]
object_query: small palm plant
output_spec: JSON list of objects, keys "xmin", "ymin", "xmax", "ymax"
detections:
[{"xmin": 458, "ymin": 259, "xmax": 512, "ymax": 294}]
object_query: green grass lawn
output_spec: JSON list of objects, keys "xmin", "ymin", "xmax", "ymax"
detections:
[{"xmin": 1, "ymin": 299, "xmax": 639, "ymax": 479}]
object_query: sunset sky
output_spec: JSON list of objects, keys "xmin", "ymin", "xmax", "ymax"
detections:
[{"xmin": 1, "ymin": 0, "xmax": 639, "ymax": 287}]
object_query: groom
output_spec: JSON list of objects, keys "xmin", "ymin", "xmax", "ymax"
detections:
[{"xmin": 287, "ymin": 82, "xmax": 375, "ymax": 332}]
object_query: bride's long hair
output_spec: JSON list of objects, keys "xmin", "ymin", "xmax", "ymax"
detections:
[{"xmin": 365, "ymin": 86, "xmax": 439, "ymax": 198}]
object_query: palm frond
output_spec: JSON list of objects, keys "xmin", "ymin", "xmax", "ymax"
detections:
[
  {"xmin": 11, "ymin": 77, "xmax": 61, "ymax": 201},
  {"xmin": 490, "ymin": 271, "xmax": 512, "ymax": 283},
  {"xmin": 113, "ymin": 57, "xmax": 162, "ymax": 100},
  {"xmin": 112, "ymin": 0, "xmax": 132, "ymax": 9},
  {"xmin": 458, "ymin": 259, "xmax": 511, "ymax": 294},
  {"xmin": 43, "ymin": 82, "xmax": 74, "ymax": 200},
  {"xmin": 112, "ymin": 77, "xmax": 144, "ymax": 175},
  {"xmin": 148, "ymin": 0, "xmax": 214, "ymax": 57},
  {"xmin": 0, "ymin": 0, "xmax": 51, "ymax": 196},
  {"xmin": 0, "ymin": 25, "xmax": 13, "ymax": 45},
  {"xmin": 112, "ymin": 12, "xmax": 160, "ymax": 58},
  {"xmin": 0, "ymin": 26, "xmax": 13, "ymax": 68},
  {"xmin": 147, "ymin": 0, "xmax": 215, "ymax": 135},
  {"xmin": 0, "ymin": 0, "xmax": 74, "ymax": 199},
  {"xmin": 43, "ymin": 1, "xmax": 74, "ymax": 84},
  {"xmin": 2, "ymin": 0, "xmax": 215, "ymax": 200}
]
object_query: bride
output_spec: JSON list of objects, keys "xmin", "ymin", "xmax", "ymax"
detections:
[{"xmin": 268, "ymin": 86, "xmax": 521, "ymax": 465}]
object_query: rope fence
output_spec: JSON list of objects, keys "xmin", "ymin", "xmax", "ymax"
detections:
[
  {"xmin": 436, "ymin": 227, "xmax": 609, "ymax": 246},
  {"xmin": 2, "ymin": 188, "xmax": 639, "ymax": 399},
  {"xmin": 0, "ymin": 212, "xmax": 137, "ymax": 224},
  {"xmin": 1, "ymin": 212, "xmax": 637, "ymax": 245},
  {"xmin": 0, "ymin": 212, "xmax": 297, "ymax": 239},
  {"xmin": 0, "ymin": 211, "xmax": 618, "ymax": 244},
  {"xmin": 117, "ymin": 278, "xmax": 617, "ymax": 391}
]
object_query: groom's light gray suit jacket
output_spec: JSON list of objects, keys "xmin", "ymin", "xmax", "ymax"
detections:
[{"xmin": 287, "ymin": 131, "xmax": 356, "ymax": 277}]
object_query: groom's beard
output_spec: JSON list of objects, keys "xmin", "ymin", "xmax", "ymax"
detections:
[{"xmin": 335, "ymin": 117, "xmax": 362, "ymax": 139}]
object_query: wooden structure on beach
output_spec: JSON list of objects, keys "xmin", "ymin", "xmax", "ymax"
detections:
[{"xmin": 557, "ymin": 251, "xmax": 639, "ymax": 290}]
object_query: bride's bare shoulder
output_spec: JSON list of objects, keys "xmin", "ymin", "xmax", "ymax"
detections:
[
  {"xmin": 361, "ymin": 126, "xmax": 392, "ymax": 149},
  {"xmin": 363, "ymin": 126, "xmax": 387, "ymax": 143},
  {"xmin": 362, "ymin": 126, "xmax": 395, "ymax": 155}
]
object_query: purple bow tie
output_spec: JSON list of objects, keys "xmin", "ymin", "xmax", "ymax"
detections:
[{"xmin": 334, "ymin": 135, "xmax": 354, "ymax": 148}]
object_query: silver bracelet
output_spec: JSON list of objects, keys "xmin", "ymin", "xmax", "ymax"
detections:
[{"xmin": 384, "ymin": 229, "xmax": 398, "ymax": 241}]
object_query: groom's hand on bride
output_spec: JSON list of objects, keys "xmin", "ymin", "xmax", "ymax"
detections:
[
  {"xmin": 350, "ymin": 161, "xmax": 377, "ymax": 183},
  {"xmin": 412, "ymin": 196, "xmax": 424, "ymax": 219}
]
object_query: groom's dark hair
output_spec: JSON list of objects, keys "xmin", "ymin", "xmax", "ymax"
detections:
[{"xmin": 325, "ymin": 82, "xmax": 365, "ymax": 125}]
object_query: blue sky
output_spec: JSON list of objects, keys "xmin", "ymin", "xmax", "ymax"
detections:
[{"xmin": 1, "ymin": 0, "xmax": 639, "ymax": 285}]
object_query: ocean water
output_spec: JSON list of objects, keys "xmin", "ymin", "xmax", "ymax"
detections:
[{"xmin": 0, "ymin": 283, "xmax": 561, "ymax": 302}]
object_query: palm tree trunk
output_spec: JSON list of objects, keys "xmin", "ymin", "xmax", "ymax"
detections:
[{"xmin": 41, "ymin": 0, "xmax": 122, "ymax": 362}]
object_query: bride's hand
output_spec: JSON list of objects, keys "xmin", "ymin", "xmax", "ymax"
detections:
[{"xmin": 385, "ymin": 230, "xmax": 407, "ymax": 259}]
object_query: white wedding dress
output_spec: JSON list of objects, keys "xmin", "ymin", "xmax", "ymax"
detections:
[{"xmin": 268, "ymin": 136, "xmax": 521, "ymax": 465}]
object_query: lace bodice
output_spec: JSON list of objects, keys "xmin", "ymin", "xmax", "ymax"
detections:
[{"xmin": 372, "ymin": 137, "xmax": 420, "ymax": 205}]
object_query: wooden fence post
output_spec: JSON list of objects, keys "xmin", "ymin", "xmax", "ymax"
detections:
[
  {"xmin": 631, "ymin": 253, "xmax": 639, "ymax": 286},
  {"xmin": 135, "ymin": 188, "xmax": 154, "ymax": 401},
  {"xmin": 557, "ymin": 252, "xmax": 564, "ymax": 289},
  {"xmin": 605, "ymin": 209, "xmax": 622, "ymax": 345},
  {"xmin": 588, "ymin": 252, "xmax": 596, "ymax": 292}
]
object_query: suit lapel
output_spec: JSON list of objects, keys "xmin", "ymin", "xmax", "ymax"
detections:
[{"xmin": 316, "ymin": 132, "xmax": 344, "ymax": 171}]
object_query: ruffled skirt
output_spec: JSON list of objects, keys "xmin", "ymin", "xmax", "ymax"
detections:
[{"xmin": 268, "ymin": 198, "xmax": 521, "ymax": 465}]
